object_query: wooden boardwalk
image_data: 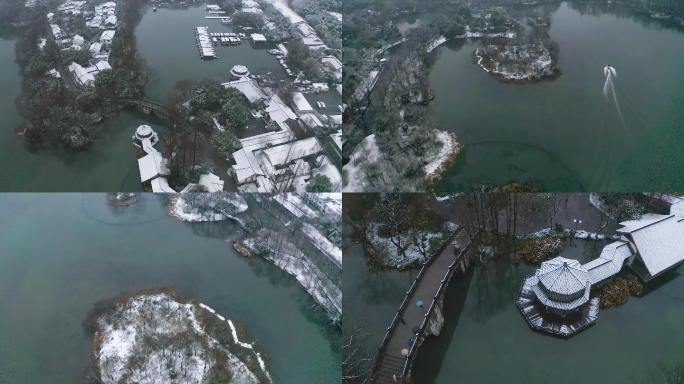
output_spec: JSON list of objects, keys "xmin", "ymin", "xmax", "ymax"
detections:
[{"xmin": 371, "ymin": 231, "xmax": 473, "ymax": 383}]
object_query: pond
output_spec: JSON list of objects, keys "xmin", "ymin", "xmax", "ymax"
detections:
[
  {"xmin": 431, "ymin": 2, "xmax": 684, "ymax": 191},
  {"xmin": 345, "ymin": 194, "xmax": 684, "ymax": 383},
  {"xmin": 0, "ymin": 194, "xmax": 340, "ymax": 383},
  {"xmin": 411, "ymin": 242, "xmax": 684, "ymax": 384}
]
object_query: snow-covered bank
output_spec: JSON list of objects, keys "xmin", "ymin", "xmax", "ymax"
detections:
[
  {"xmin": 236, "ymin": 229, "xmax": 342, "ymax": 323},
  {"xmin": 169, "ymin": 194, "xmax": 249, "ymax": 223},
  {"xmin": 424, "ymin": 131, "xmax": 462, "ymax": 187},
  {"xmin": 303, "ymin": 223, "xmax": 342, "ymax": 267},
  {"xmin": 365, "ymin": 222, "xmax": 459, "ymax": 269},
  {"xmin": 90, "ymin": 290, "xmax": 270, "ymax": 384},
  {"xmin": 426, "ymin": 35, "xmax": 447, "ymax": 53}
]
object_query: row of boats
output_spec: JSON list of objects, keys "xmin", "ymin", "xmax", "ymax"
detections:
[{"xmin": 210, "ymin": 32, "xmax": 247, "ymax": 46}]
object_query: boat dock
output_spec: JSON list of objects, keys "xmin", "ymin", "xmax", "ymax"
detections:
[
  {"xmin": 210, "ymin": 32, "xmax": 246, "ymax": 46},
  {"xmin": 196, "ymin": 26, "xmax": 217, "ymax": 59}
]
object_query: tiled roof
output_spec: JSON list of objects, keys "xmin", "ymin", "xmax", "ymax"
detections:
[{"xmin": 618, "ymin": 215, "xmax": 684, "ymax": 278}]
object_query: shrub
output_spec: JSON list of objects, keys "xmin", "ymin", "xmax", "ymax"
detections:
[
  {"xmin": 600, "ymin": 275, "xmax": 643, "ymax": 308},
  {"xmin": 520, "ymin": 236, "xmax": 563, "ymax": 265}
]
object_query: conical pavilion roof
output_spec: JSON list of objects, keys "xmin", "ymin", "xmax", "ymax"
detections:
[{"xmin": 537, "ymin": 257, "xmax": 590, "ymax": 296}]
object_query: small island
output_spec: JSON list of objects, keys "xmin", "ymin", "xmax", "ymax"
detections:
[
  {"xmin": 475, "ymin": 42, "xmax": 559, "ymax": 83},
  {"xmin": 84, "ymin": 288, "xmax": 271, "ymax": 384}
]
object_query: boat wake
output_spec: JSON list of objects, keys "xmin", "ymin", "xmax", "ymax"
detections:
[{"xmin": 603, "ymin": 65, "xmax": 626, "ymax": 129}]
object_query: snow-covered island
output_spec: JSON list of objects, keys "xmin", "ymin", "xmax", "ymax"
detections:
[
  {"xmin": 474, "ymin": 42, "xmax": 559, "ymax": 83},
  {"xmin": 85, "ymin": 288, "xmax": 271, "ymax": 384}
]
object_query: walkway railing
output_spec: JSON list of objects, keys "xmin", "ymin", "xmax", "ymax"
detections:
[
  {"xmin": 370, "ymin": 230, "xmax": 470, "ymax": 383},
  {"xmin": 401, "ymin": 240, "xmax": 474, "ymax": 379}
]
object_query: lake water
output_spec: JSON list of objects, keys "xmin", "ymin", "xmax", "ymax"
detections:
[
  {"xmin": 432, "ymin": 2, "xmax": 684, "ymax": 191},
  {"xmin": 0, "ymin": 194, "xmax": 340, "ymax": 383},
  {"xmin": 410, "ymin": 246, "xmax": 684, "ymax": 384}
]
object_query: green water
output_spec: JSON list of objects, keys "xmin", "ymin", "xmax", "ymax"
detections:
[
  {"xmin": 411, "ymin": 249, "xmax": 684, "ymax": 384},
  {"xmin": 137, "ymin": 5, "xmax": 285, "ymax": 103},
  {"xmin": 0, "ymin": 194, "xmax": 340, "ymax": 383},
  {"xmin": 433, "ymin": 2, "xmax": 684, "ymax": 191}
]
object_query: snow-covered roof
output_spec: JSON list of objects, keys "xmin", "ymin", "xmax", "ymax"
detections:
[
  {"xmin": 68, "ymin": 62, "xmax": 95, "ymax": 86},
  {"xmin": 224, "ymin": 78, "xmax": 266, "ymax": 103},
  {"xmin": 301, "ymin": 114, "xmax": 323, "ymax": 129},
  {"xmin": 100, "ymin": 30, "xmax": 116, "ymax": 42},
  {"xmin": 618, "ymin": 214, "xmax": 684, "ymax": 279},
  {"xmin": 138, "ymin": 152, "xmax": 168, "ymax": 183},
  {"xmin": 584, "ymin": 241, "xmax": 633, "ymax": 284},
  {"xmin": 251, "ymin": 33, "xmax": 267, "ymax": 42},
  {"xmin": 530, "ymin": 256, "xmax": 592, "ymax": 311},
  {"xmin": 537, "ymin": 257, "xmax": 590, "ymax": 297},
  {"xmin": 265, "ymin": 95, "xmax": 297, "ymax": 124},
  {"xmin": 94, "ymin": 61, "xmax": 111, "ymax": 71},
  {"xmin": 262, "ymin": 137, "xmax": 322, "ymax": 167},
  {"xmin": 89, "ymin": 42, "xmax": 102, "ymax": 53},
  {"xmin": 199, "ymin": 173, "xmax": 224, "ymax": 192}
]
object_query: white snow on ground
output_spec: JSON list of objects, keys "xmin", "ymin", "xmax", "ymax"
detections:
[
  {"xmin": 242, "ymin": 230, "xmax": 342, "ymax": 322},
  {"xmin": 303, "ymin": 223, "xmax": 342, "ymax": 266},
  {"xmin": 97, "ymin": 293, "xmax": 263, "ymax": 384},
  {"xmin": 525, "ymin": 227, "xmax": 620, "ymax": 241},
  {"xmin": 263, "ymin": 0, "xmax": 304, "ymax": 24},
  {"xmin": 423, "ymin": 130, "xmax": 455, "ymax": 179},
  {"xmin": 170, "ymin": 195, "xmax": 249, "ymax": 222},
  {"xmin": 343, "ymin": 134, "xmax": 382, "ymax": 192},
  {"xmin": 312, "ymin": 157, "xmax": 342, "ymax": 192},
  {"xmin": 366, "ymin": 222, "xmax": 458, "ymax": 269},
  {"xmin": 426, "ymin": 35, "xmax": 447, "ymax": 53},
  {"xmin": 274, "ymin": 194, "xmax": 319, "ymax": 219},
  {"xmin": 198, "ymin": 303, "xmax": 272, "ymax": 382}
]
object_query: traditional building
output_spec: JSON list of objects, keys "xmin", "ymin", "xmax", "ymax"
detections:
[{"xmin": 617, "ymin": 214, "xmax": 684, "ymax": 281}]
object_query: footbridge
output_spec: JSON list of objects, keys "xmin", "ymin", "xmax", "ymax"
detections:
[
  {"xmin": 370, "ymin": 230, "xmax": 475, "ymax": 383},
  {"xmin": 121, "ymin": 98, "xmax": 170, "ymax": 120}
]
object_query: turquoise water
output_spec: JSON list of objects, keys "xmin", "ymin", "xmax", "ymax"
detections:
[
  {"xmin": 0, "ymin": 34, "xmax": 155, "ymax": 192},
  {"xmin": 0, "ymin": 194, "xmax": 340, "ymax": 383},
  {"xmin": 433, "ymin": 2, "xmax": 684, "ymax": 191}
]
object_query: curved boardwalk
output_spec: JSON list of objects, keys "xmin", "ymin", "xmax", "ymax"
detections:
[{"xmin": 371, "ymin": 230, "xmax": 473, "ymax": 383}]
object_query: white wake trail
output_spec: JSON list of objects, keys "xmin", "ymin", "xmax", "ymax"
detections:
[{"xmin": 603, "ymin": 66, "xmax": 625, "ymax": 129}]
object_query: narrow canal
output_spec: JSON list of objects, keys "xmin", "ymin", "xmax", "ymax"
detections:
[
  {"xmin": 0, "ymin": 194, "xmax": 340, "ymax": 383},
  {"xmin": 432, "ymin": 2, "xmax": 684, "ymax": 191}
]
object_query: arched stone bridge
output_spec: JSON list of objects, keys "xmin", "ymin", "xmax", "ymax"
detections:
[{"xmin": 121, "ymin": 98, "xmax": 170, "ymax": 120}]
